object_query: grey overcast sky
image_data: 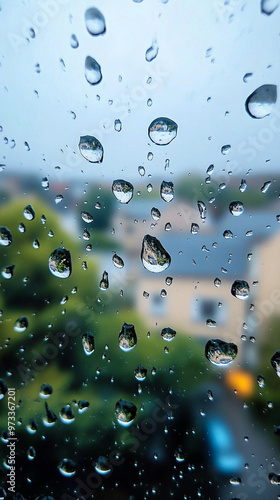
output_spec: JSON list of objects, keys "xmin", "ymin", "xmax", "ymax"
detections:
[{"xmin": 0, "ymin": 0, "xmax": 280, "ymax": 185}]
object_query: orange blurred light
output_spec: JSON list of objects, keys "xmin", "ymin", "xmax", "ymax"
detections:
[{"xmin": 225, "ymin": 370, "xmax": 255, "ymax": 398}]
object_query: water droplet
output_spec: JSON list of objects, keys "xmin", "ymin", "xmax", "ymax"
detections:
[
  {"xmin": 205, "ymin": 339, "xmax": 238, "ymax": 366},
  {"xmin": 99, "ymin": 271, "xmax": 109, "ymax": 290},
  {"xmin": 14, "ymin": 316, "xmax": 28, "ymax": 333},
  {"xmin": 134, "ymin": 365, "xmax": 147, "ymax": 381},
  {"xmin": 271, "ymin": 351, "xmax": 280, "ymax": 376},
  {"xmin": 81, "ymin": 211, "xmax": 94, "ymax": 223},
  {"xmin": 0, "ymin": 227, "xmax": 12, "ymax": 246},
  {"xmin": 33, "ymin": 239, "xmax": 40, "ymax": 249},
  {"xmin": 48, "ymin": 248, "xmax": 72, "ymax": 279},
  {"xmin": 27, "ymin": 446, "xmax": 36, "ymax": 461},
  {"xmin": 84, "ymin": 56, "xmax": 102, "ymax": 85},
  {"xmin": 246, "ymin": 84, "xmax": 277, "ymax": 118},
  {"xmin": 35, "ymin": 63, "xmax": 41, "ymax": 73},
  {"xmin": 70, "ymin": 34, "xmax": 79, "ymax": 48},
  {"xmin": 95, "ymin": 456, "xmax": 112, "ymax": 475},
  {"xmin": 23, "ymin": 205, "xmax": 35, "ymax": 220},
  {"xmin": 39, "ymin": 384, "xmax": 53, "ymax": 398},
  {"xmin": 58, "ymin": 458, "xmax": 76, "ymax": 477},
  {"xmin": 115, "ymin": 399, "xmax": 137, "ymax": 427},
  {"xmin": 18, "ymin": 223, "xmax": 26, "ymax": 233},
  {"xmin": 197, "ymin": 200, "xmax": 206, "ymax": 220},
  {"xmin": 60, "ymin": 404, "xmax": 75, "ymax": 424},
  {"xmin": 55, "ymin": 194, "xmax": 63, "ymax": 204},
  {"xmin": 206, "ymin": 319, "xmax": 216, "ymax": 327},
  {"xmin": 231, "ymin": 280, "xmax": 250, "ymax": 300},
  {"xmin": 165, "ymin": 222, "xmax": 171, "ymax": 231},
  {"xmin": 223, "ymin": 229, "xmax": 233, "ymax": 239},
  {"xmin": 112, "ymin": 253, "xmax": 124, "ymax": 268},
  {"xmin": 207, "ymin": 389, "xmax": 214, "ymax": 401},
  {"xmin": 43, "ymin": 402, "xmax": 57, "ymax": 427},
  {"xmin": 41, "ymin": 177, "xmax": 49, "ymax": 190},
  {"xmin": 145, "ymin": 40, "xmax": 159, "ymax": 62},
  {"xmin": 261, "ymin": 0, "xmax": 279, "ymax": 15},
  {"xmin": 239, "ymin": 179, "xmax": 247, "ymax": 192},
  {"xmin": 114, "ymin": 119, "xmax": 122, "ymax": 132},
  {"xmin": 147, "ymin": 98, "xmax": 152, "ymax": 106},
  {"xmin": 161, "ymin": 327, "xmax": 176, "ymax": 342},
  {"xmin": 141, "ymin": 234, "xmax": 171, "ymax": 273},
  {"xmin": 229, "ymin": 201, "xmax": 244, "ymax": 216},
  {"xmin": 165, "ymin": 276, "xmax": 173, "ymax": 286},
  {"xmin": 147, "ymin": 183, "xmax": 153, "ymax": 193},
  {"xmin": 148, "ymin": 117, "xmax": 178, "ymax": 145},
  {"xmin": 243, "ymin": 72, "xmax": 253, "ymax": 83},
  {"xmin": 112, "ymin": 179, "xmax": 134, "ymax": 203},
  {"xmin": 257, "ymin": 375, "xmax": 265, "ymax": 388},
  {"xmin": 269, "ymin": 472, "xmax": 280, "ymax": 484},
  {"xmin": 83, "ymin": 229, "xmax": 91, "ymax": 240},
  {"xmin": 82, "ymin": 332, "xmax": 94, "ymax": 356},
  {"xmin": 229, "ymin": 477, "xmax": 241, "ymax": 485},
  {"xmin": 1, "ymin": 265, "xmax": 15, "ymax": 279},
  {"xmin": 78, "ymin": 400, "xmax": 90, "ymax": 413},
  {"xmin": 85, "ymin": 7, "xmax": 106, "ymax": 36},
  {"xmin": 138, "ymin": 165, "xmax": 145, "ymax": 176},
  {"xmin": 221, "ymin": 144, "xmax": 231, "ymax": 155},
  {"xmin": 147, "ymin": 151, "xmax": 153, "ymax": 161},
  {"xmin": 118, "ymin": 322, "xmax": 137, "ymax": 352},
  {"xmin": 160, "ymin": 181, "xmax": 174, "ymax": 202},
  {"xmin": 191, "ymin": 223, "xmax": 199, "ymax": 235},
  {"xmin": 261, "ymin": 180, "xmax": 271, "ymax": 193},
  {"xmin": 151, "ymin": 207, "xmax": 161, "ymax": 221},
  {"xmin": 174, "ymin": 449, "xmax": 185, "ymax": 462},
  {"xmin": 0, "ymin": 380, "xmax": 7, "ymax": 400},
  {"xmin": 79, "ymin": 135, "xmax": 103, "ymax": 163}
]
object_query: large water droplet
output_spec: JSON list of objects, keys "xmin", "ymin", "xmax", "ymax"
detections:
[
  {"xmin": 85, "ymin": 56, "xmax": 102, "ymax": 85},
  {"xmin": 85, "ymin": 7, "xmax": 106, "ymax": 36},
  {"xmin": 160, "ymin": 181, "xmax": 174, "ymax": 202},
  {"xmin": 231, "ymin": 280, "xmax": 250, "ymax": 300},
  {"xmin": 112, "ymin": 179, "xmax": 134, "ymax": 203},
  {"xmin": 82, "ymin": 332, "xmax": 95, "ymax": 356},
  {"xmin": 145, "ymin": 40, "xmax": 159, "ymax": 62},
  {"xmin": 14, "ymin": 316, "xmax": 28, "ymax": 333},
  {"xmin": 48, "ymin": 248, "xmax": 72, "ymax": 278},
  {"xmin": 261, "ymin": 0, "xmax": 279, "ymax": 15},
  {"xmin": 58, "ymin": 458, "xmax": 76, "ymax": 477},
  {"xmin": 205, "ymin": 339, "xmax": 238, "ymax": 366},
  {"xmin": 95, "ymin": 456, "xmax": 112, "ymax": 475},
  {"xmin": 141, "ymin": 234, "xmax": 171, "ymax": 273},
  {"xmin": 161, "ymin": 327, "xmax": 176, "ymax": 342},
  {"xmin": 134, "ymin": 364, "xmax": 147, "ymax": 381},
  {"xmin": 229, "ymin": 201, "xmax": 244, "ymax": 216},
  {"xmin": 60, "ymin": 404, "xmax": 75, "ymax": 424},
  {"xmin": 118, "ymin": 322, "xmax": 137, "ymax": 352},
  {"xmin": 148, "ymin": 117, "xmax": 178, "ymax": 145},
  {"xmin": 245, "ymin": 84, "xmax": 277, "ymax": 118},
  {"xmin": 79, "ymin": 135, "xmax": 103, "ymax": 163},
  {"xmin": 1, "ymin": 264, "xmax": 15, "ymax": 279},
  {"xmin": 269, "ymin": 472, "xmax": 280, "ymax": 484},
  {"xmin": 0, "ymin": 227, "xmax": 12, "ymax": 246},
  {"xmin": 271, "ymin": 350, "xmax": 280, "ymax": 376},
  {"xmin": 115, "ymin": 399, "xmax": 137, "ymax": 427},
  {"xmin": 23, "ymin": 205, "xmax": 35, "ymax": 220},
  {"xmin": 99, "ymin": 270, "xmax": 109, "ymax": 290}
]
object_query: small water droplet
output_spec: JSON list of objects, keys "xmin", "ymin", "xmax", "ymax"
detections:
[
  {"xmin": 221, "ymin": 144, "xmax": 231, "ymax": 155},
  {"xmin": 58, "ymin": 458, "xmax": 76, "ymax": 477},
  {"xmin": 118, "ymin": 322, "xmax": 137, "ymax": 352},
  {"xmin": 147, "ymin": 98, "xmax": 153, "ymax": 107},
  {"xmin": 85, "ymin": 7, "xmax": 106, "ymax": 36},
  {"xmin": 78, "ymin": 400, "xmax": 90, "ymax": 414},
  {"xmin": 223, "ymin": 229, "xmax": 233, "ymax": 239},
  {"xmin": 81, "ymin": 211, "xmax": 94, "ymax": 223},
  {"xmin": 0, "ymin": 380, "xmax": 7, "ymax": 400},
  {"xmin": 246, "ymin": 84, "xmax": 277, "ymax": 118},
  {"xmin": 239, "ymin": 179, "xmax": 247, "ymax": 192},
  {"xmin": 39, "ymin": 384, "xmax": 53, "ymax": 399},
  {"xmin": 1, "ymin": 264, "xmax": 15, "ymax": 279},
  {"xmin": 27, "ymin": 446, "xmax": 36, "ymax": 461},
  {"xmin": 14, "ymin": 316, "xmax": 28, "ymax": 333},
  {"xmin": 138, "ymin": 165, "xmax": 145, "ymax": 176},
  {"xmin": 191, "ymin": 223, "xmax": 199, "ymax": 235},
  {"xmin": 161, "ymin": 327, "xmax": 176, "ymax": 342},
  {"xmin": 99, "ymin": 271, "xmax": 109, "ymax": 290},
  {"xmin": 148, "ymin": 117, "xmax": 178, "ymax": 145},
  {"xmin": 231, "ymin": 280, "xmax": 250, "ymax": 300},
  {"xmin": 206, "ymin": 319, "xmax": 216, "ymax": 327},
  {"xmin": 48, "ymin": 248, "xmax": 72, "ymax": 278},
  {"xmin": 160, "ymin": 181, "xmax": 174, "ymax": 202},
  {"xmin": 112, "ymin": 179, "xmax": 134, "ymax": 203},
  {"xmin": 141, "ymin": 234, "xmax": 171, "ymax": 273},
  {"xmin": 23, "ymin": 205, "xmax": 35, "ymax": 220},
  {"xmin": 79, "ymin": 135, "xmax": 103, "ymax": 163},
  {"xmin": 271, "ymin": 351, "xmax": 280, "ymax": 376},
  {"xmin": 269, "ymin": 473, "xmax": 280, "ymax": 484},
  {"xmin": 82, "ymin": 332, "xmax": 95, "ymax": 356},
  {"xmin": 229, "ymin": 477, "xmax": 241, "ymax": 485},
  {"xmin": 114, "ymin": 119, "xmax": 122, "ymax": 132},
  {"xmin": 261, "ymin": 180, "xmax": 271, "ymax": 193},
  {"xmin": 229, "ymin": 201, "xmax": 244, "ymax": 216},
  {"xmin": 70, "ymin": 34, "xmax": 79, "ymax": 48},
  {"xmin": 0, "ymin": 227, "xmax": 12, "ymax": 246},
  {"xmin": 84, "ymin": 56, "xmax": 102, "ymax": 85},
  {"xmin": 60, "ymin": 404, "xmax": 75, "ymax": 424},
  {"xmin": 145, "ymin": 40, "xmax": 159, "ymax": 62},
  {"xmin": 41, "ymin": 177, "xmax": 49, "ymax": 190},
  {"xmin": 55, "ymin": 194, "xmax": 63, "ymax": 204},
  {"xmin": 18, "ymin": 223, "xmax": 26, "ymax": 233},
  {"xmin": 95, "ymin": 456, "xmax": 112, "ymax": 475},
  {"xmin": 207, "ymin": 389, "xmax": 214, "ymax": 401},
  {"xmin": 257, "ymin": 375, "xmax": 265, "ymax": 388},
  {"xmin": 151, "ymin": 207, "xmax": 161, "ymax": 221},
  {"xmin": 205, "ymin": 339, "xmax": 238, "ymax": 366},
  {"xmin": 197, "ymin": 201, "xmax": 206, "ymax": 220},
  {"xmin": 261, "ymin": 0, "xmax": 279, "ymax": 15},
  {"xmin": 243, "ymin": 72, "xmax": 253, "ymax": 83},
  {"xmin": 24, "ymin": 141, "xmax": 30, "ymax": 151},
  {"xmin": 115, "ymin": 399, "xmax": 137, "ymax": 427},
  {"xmin": 165, "ymin": 276, "xmax": 173, "ymax": 286},
  {"xmin": 112, "ymin": 253, "xmax": 124, "ymax": 268}
]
